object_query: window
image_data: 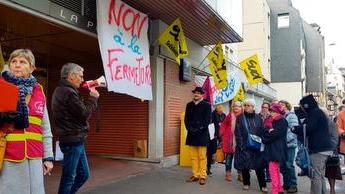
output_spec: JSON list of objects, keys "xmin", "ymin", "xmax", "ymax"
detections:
[{"xmin": 278, "ymin": 13, "xmax": 289, "ymax": 28}]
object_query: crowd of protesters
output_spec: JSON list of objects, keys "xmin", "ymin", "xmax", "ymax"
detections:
[{"xmin": 184, "ymin": 86, "xmax": 344, "ymax": 194}]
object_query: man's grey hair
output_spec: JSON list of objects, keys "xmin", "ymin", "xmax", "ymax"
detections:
[
  {"xmin": 244, "ymin": 98, "xmax": 256, "ymax": 107},
  {"xmin": 61, "ymin": 63, "xmax": 84, "ymax": 79}
]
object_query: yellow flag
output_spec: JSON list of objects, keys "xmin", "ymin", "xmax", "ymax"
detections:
[
  {"xmin": 208, "ymin": 42, "xmax": 227, "ymax": 90},
  {"xmin": 158, "ymin": 18, "xmax": 188, "ymax": 64},
  {"xmin": 0, "ymin": 42, "xmax": 5, "ymax": 72},
  {"xmin": 233, "ymin": 84, "xmax": 245, "ymax": 102},
  {"xmin": 240, "ymin": 54, "xmax": 263, "ymax": 85}
]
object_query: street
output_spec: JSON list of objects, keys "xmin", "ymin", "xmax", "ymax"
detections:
[{"xmin": 83, "ymin": 163, "xmax": 345, "ymax": 194}]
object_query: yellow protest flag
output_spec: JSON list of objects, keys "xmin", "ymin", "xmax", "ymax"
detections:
[
  {"xmin": 207, "ymin": 42, "xmax": 228, "ymax": 90},
  {"xmin": 240, "ymin": 54, "xmax": 264, "ymax": 85},
  {"xmin": 158, "ymin": 18, "xmax": 188, "ymax": 65},
  {"xmin": 233, "ymin": 84, "xmax": 245, "ymax": 102},
  {"xmin": 0, "ymin": 42, "xmax": 5, "ymax": 72}
]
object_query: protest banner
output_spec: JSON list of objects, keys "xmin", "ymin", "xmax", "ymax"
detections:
[
  {"xmin": 207, "ymin": 43, "xmax": 227, "ymax": 90},
  {"xmin": 233, "ymin": 83, "xmax": 245, "ymax": 103},
  {"xmin": 97, "ymin": 0, "xmax": 152, "ymax": 100},
  {"xmin": 240, "ymin": 54, "xmax": 264, "ymax": 85},
  {"xmin": 209, "ymin": 70, "xmax": 241, "ymax": 105},
  {"xmin": 158, "ymin": 18, "xmax": 188, "ymax": 64}
]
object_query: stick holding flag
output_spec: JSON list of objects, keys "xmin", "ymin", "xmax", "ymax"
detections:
[{"xmin": 158, "ymin": 18, "xmax": 188, "ymax": 65}]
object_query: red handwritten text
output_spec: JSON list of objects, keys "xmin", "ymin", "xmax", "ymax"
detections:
[
  {"xmin": 107, "ymin": 48, "xmax": 151, "ymax": 86},
  {"xmin": 108, "ymin": 0, "xmax": 148, "ymax": 39}
]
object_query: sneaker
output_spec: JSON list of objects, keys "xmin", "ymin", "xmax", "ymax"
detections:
[
  {"xmin": 261, "ymin": 187, "xmax": 268, "ymax": 193},
  {"xmin": 243, "ymin": 185, "xmax": 250, "ymax": 190},
  {"xmin": 186, "ymin": 176, "xmax": 199, "ymax": 182},
  {"xmin": 199, "ymin": 178, "xmax": 207, "ymax": 185},
  {"xmin": 286, "ymin": 187, "xmax": 298, "ymax": 193},
  {"xmin": 207, "ymin": 170, "xmax": 212, "ymax": 176}
]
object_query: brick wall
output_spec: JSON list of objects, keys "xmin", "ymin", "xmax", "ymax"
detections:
[{"xmin": 164, "ymin": 59, "xmax": 195, "ymax": 157}]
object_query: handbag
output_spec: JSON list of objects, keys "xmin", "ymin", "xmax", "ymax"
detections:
[
  {"xmin": 326, "ymin": 152, "xmax": 340, "ymax": 167},
  {"xmin": 243, "ymin": 116, "xmax": 262, "ymax": 151},
  {"xmin": 215, "ymin": 148, "xmax": 225, "ymax": 163},
  {"xmin": 295, "ymin": 124, "xmax": 314, "ymax": 178}
]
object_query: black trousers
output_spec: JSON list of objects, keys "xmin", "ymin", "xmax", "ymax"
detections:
[
  {"xmin": 207, "ymin": 139, "xmax": 217, "ymax": 171},
  {"xmin": 242, "ymin": 168, "xmax": 267, "ymax": 188}
]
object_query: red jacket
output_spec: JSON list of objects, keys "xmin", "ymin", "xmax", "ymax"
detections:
[{"xmin": 219, "ymin": 113, "xmax": 236, "ymax": 154}]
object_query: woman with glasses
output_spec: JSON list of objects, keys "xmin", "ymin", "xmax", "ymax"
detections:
[{"xmin": 234, "ymin": 99, "xmax": 268, "ymax": 193}]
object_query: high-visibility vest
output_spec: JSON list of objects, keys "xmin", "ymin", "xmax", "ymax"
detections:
[{"xmin": 1, "ymin": 83, "xmax": 46, "ymax": 162}]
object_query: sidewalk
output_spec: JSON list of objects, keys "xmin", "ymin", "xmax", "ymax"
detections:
[
  {"xmin": 82, "ymin": 163, "xmax": 345, "ymax": 194},
  {"xmin": 44, "ymin": 156, "xmax": 159, "ymax": 194}
]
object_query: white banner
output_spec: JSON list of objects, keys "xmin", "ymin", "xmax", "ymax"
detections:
[
  {"xmin": 210, "ymin": 70, "xmax": 241, "ymax": 105},
  {"xmin": 97, "ymin": 0, "xmax": 152, "ymax": 100}
]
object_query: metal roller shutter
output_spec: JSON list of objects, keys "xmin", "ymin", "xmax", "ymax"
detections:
[{"xmin": 48, "ymin": 62, "xmax": 148, "ymax": 157}]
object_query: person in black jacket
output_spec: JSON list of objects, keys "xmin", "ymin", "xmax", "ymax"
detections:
[
  {"xmin": 52, "ymin": 63, "xmax": 99, "ymax": 194},
  {"xmin": 207, "ymin": 104, "xmax": 226, "ymax": 175},
  {"xmin": 185, "ymin": 87, "xmax": 211, "ymax": 185},
  {"xmin": 292, "ymin": 94, "xmax": 333, "ymax": 194},
  {"xmin": 234, "ymin": 99, "xmax": 267, "ymax": 192},
  {"xmin": 262, "ymin": 103, "xmax": 288, "ymax": 194}
]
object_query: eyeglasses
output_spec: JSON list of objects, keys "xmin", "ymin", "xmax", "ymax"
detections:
[
  {"xmin": 244, "ymin": 104, "xmax": 252, "ymax": 107},
  {"xmin": 262, "ymin": 106, "xmax": 269, "ymax": 109}
]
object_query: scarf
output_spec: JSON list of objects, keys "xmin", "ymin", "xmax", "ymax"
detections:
[
  {"xmin": 2, "ymin": 71, "xmax": 37, "ymax": 129},
  {"xmin": 264, "ymin": 114, "xmax": 282, "ymax": 129}
]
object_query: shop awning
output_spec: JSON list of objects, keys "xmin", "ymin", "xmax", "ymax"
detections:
[{"xmin": 123, "ymin": 0, "xmax": 243, "ymax": 45}]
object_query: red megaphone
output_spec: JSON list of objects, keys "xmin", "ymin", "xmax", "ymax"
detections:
[{"xmin": 82, "ymin": 76, "xmax": 106, "ymax": 89}]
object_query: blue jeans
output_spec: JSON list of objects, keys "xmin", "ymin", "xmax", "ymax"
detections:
[
  {"xmin": 58, "ymin": 143, "xmax": 90, "ymax": 194},
  {"xmin": 281, "ymin": 147, "xmax": 297, "ymax": 188},
  {"xmin": 225, "ymin": 153, "xmax": 234, "ymax": 172}
]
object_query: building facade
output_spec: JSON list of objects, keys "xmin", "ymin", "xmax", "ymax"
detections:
[
  {"xmin": 267, "ymin": 0, "xmax": 306, "ymax": 106},
  {"xmin": 303, "ymin": 22, "xmax": 326, "ymax": 106},
  {"xmin": 237, "ymin": 0, "xmax": 277, "ymax": 110},
  {"xmin": 0, "ymin": 0, "xmax": 243, "ymax": 166}
]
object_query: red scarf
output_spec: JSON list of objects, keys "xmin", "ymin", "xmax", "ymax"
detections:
[{"xmin": 264, "ymin": 114, "xmax": 282, "ymax": 129}]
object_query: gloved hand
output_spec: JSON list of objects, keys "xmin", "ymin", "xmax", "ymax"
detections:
[{"xmin": 0, "ymin": 112, "xmax": 20, "ymax": 126}]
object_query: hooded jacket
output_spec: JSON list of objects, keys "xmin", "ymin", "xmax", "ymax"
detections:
[{"xmin": 294, "ymin": 95, "xmax": 332, "ymax": 154}]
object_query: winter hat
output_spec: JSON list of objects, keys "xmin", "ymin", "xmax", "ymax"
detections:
[
  {"xmin": 299, "ymin": 94, "xmax": 318, "ymax": 110},
  {"xmin": 192, "ymin": 86, "xmax": 205, "ymax": 94},
  {"xmin": 269, "ymin": 103, "xmax": 285, "ymax": 115}
]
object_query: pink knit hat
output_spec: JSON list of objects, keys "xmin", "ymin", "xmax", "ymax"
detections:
[{"xmin": 269, "ymin": 103, "xmax": 285, "ymax": 115}]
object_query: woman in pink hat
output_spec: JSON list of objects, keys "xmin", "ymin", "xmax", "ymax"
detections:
[{"xmin": 262, "ymin": 103, "xmax": 288, "ymax": 194}]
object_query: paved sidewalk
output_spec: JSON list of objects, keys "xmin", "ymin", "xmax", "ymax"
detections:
[{"xmin": 83, "ymin": 163, "xmax": 345, "ymax": 194}]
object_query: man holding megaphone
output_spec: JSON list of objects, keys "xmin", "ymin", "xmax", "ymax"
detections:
[{"xmin": 51, "ymin": 63, "xmax": 99, "ymax": 194}]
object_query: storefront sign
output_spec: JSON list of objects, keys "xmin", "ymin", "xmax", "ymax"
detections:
[
  {"xmin": 9, "ymin": 0, "xmax": 97, "ymax": 33},
  {"xmin": 50, "ymin": 3, "xmax": 96, "ymax": 33},
  {"xmin": 97, "ymin": 0, "xmax": 152, "ymax": 100}
]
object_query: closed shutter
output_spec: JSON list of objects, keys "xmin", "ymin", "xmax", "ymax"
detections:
[{"xmin": 48, "ymin": 61, "xmax": 148, "ymax": 157}]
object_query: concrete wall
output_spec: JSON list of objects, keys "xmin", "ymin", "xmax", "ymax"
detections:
[
  {"xmin": 271, "ymin": 82, "xmax": 303, "ymax": 106},
  {"xmin": 237, "ymin": 0, "xmax": 271, "ymax": 81},
  {"xmin": 267, "ymin": 0, "xmax": 305, "ymax": 82}
]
